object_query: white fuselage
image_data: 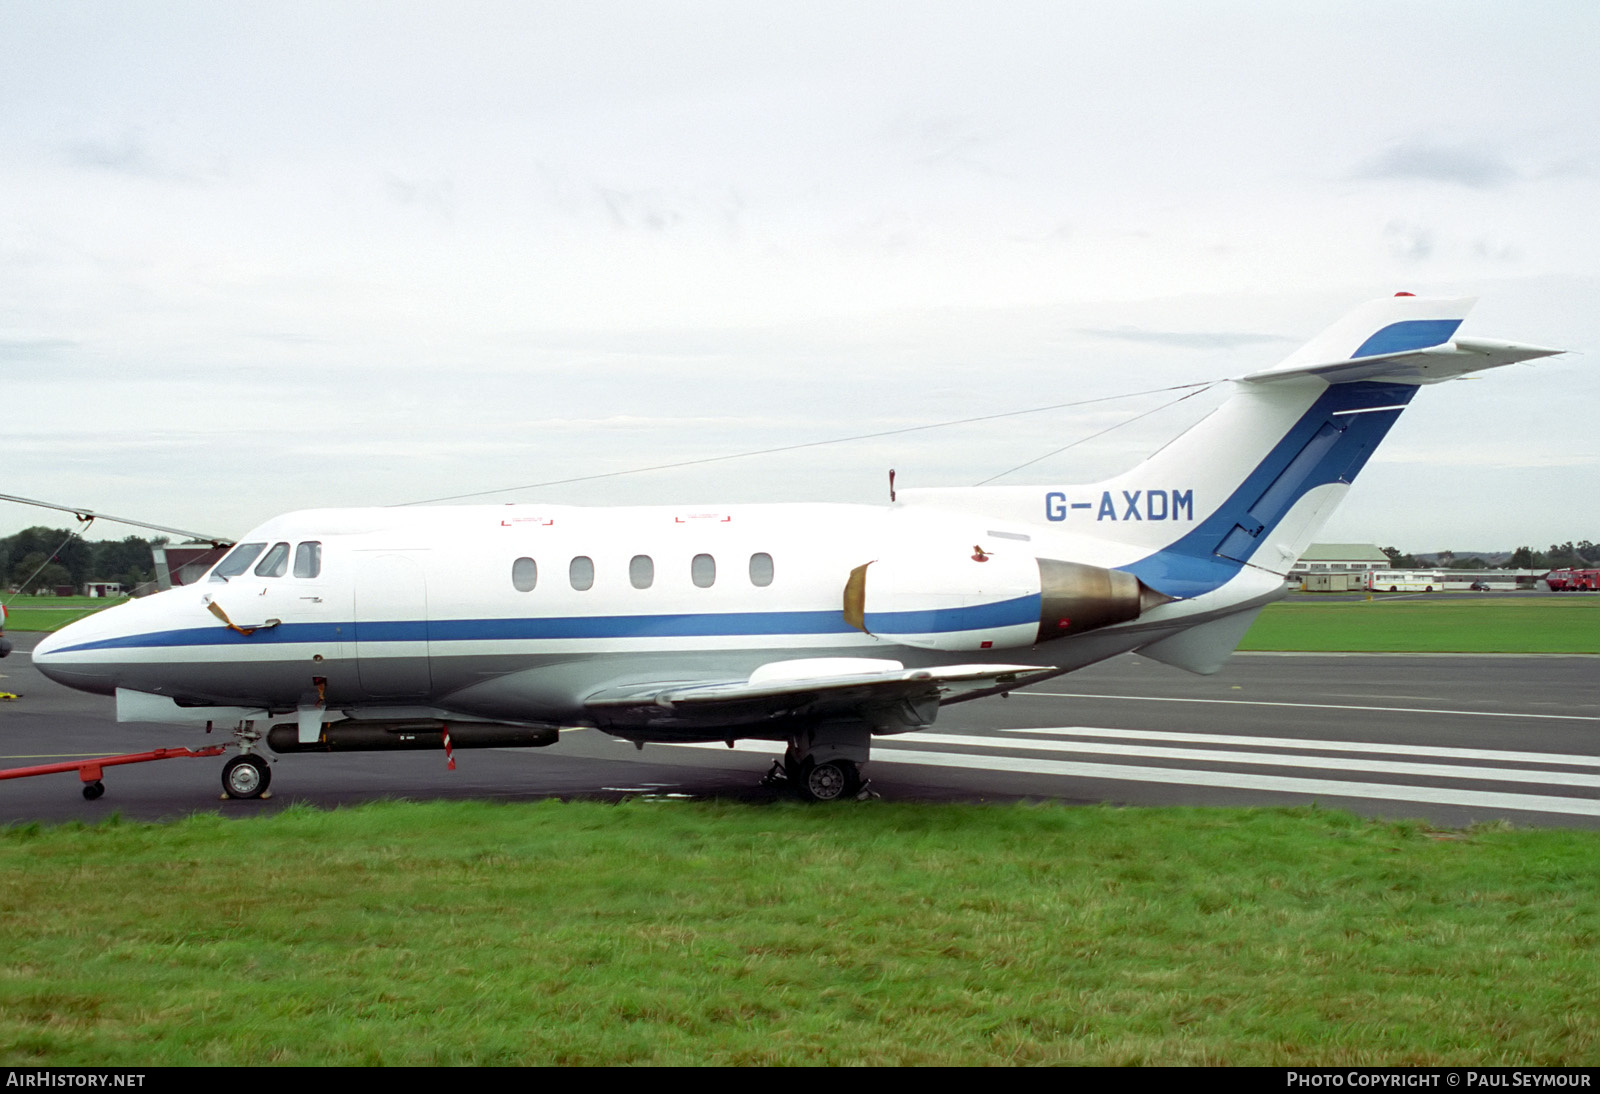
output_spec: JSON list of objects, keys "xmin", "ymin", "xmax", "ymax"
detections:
[{"xmin": 31, "ymin": 499, "xmax": 1273, "ymax": 728}]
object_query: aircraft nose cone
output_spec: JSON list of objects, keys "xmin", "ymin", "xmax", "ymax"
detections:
[
  {"xmin": 29, "ymin": 621, "xmax": 116, "ymax": 694},
  {"xmin": 30, "ymin": 627, "xmax": 70, "ymax": 680}
]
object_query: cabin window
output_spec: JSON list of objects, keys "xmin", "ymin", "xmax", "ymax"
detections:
[
  {"xmin": 254, "ymin": 542, "xmax": 290, "ymax": 578},
  {"xmin": 629, "ymin": 555, "xmax": 654, "ymax": 589},
  {"xmin": 749, "ymin": 552, "xmax": 774, "ymax": 587},
  {"xmin": 512, "ymin": 557, "xmax": 538, "ymax": 592},
  {"xmin": 691, "ymin": 553, "xmax": 716, "ymax": 588},
  {"xmin": 570, "ymin": 556, "xmax": 594, "ymax": 591},
  {"xmin": 294, "ymin": 542, "xmax": 322, "ymax": 579},
  {"xmin": 210, "ymin": 543, "xmax": 266, "ymax": 582}
]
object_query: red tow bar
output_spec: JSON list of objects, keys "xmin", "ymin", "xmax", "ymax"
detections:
[{"xmin": 0, "ymin": 746, "xmax": 229, "ymax": 799}]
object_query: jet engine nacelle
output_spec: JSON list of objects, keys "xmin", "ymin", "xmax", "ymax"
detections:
[
  {"xmin": 1035, "ymin": 558, "xmax": 1173, "ymax": 642},
  {"xmin": 843, "ymin": 550, "xmax": 1171, "ymax": 652}
]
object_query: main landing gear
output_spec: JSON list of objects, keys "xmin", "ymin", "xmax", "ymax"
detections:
[
  {"xmin": 762, "ymin": 725, "xmax": 876, "ymax": 802},
  {"xmin": 798, "ymin": 756, "xmax": 863, "ymax": 802}
]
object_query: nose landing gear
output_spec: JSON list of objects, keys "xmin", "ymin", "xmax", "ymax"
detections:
[
  {"xmin": 219, "ymin": 720, "xmax": 272, "ymax": 800},
  {"xmin": 221, "ymin": 753, "xmax": 272, "ymax": 799}
]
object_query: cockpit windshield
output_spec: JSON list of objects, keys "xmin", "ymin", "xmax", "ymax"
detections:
[
  {"xmin": 254, "ymin": 542, "xmax": 290, "ymax": 578},
  {"xmin": 209, "ymin": 542, "xmax": 267, "ymax": 582}
]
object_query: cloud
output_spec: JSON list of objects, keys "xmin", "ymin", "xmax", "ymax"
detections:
[
  {"xmin": 0, "ymin": 337, "xmax": 78, "ymax": 360},
  {"xmin": 595, "ymin": 185, "xmax": 684, "ymax": 232},
  {"xmin": 882, "ymin": 113, "xmax": 1000, "ymax": 174},
  {"xmin": 1373, "ymin": 444, "xmax": 1596, "ymax": 470},
  {"xmin": 384, "ymin": 174, "xmax": 457, "ymax": 220},
  {"xmin": 1470, "ymin": 237, "xmax": 1519, "ymax": 262},
  {"xmin": 61, "ymin": 136, "xmax": 183, "ymax": 182},
  {"xmin": 61, "ymin": 136, "xmax": 157, "ymax": 174},
  {"xmin": 1354, "ymin": 139, "xmax": 1518, "ymax": 189},
  {"xmin": 1383, "ymin": 221, "xmax": 1434, "ymax": 261},
  {"xmin": 1076, "ymin": 328, "xmax": 1294, "ymax": 351}
]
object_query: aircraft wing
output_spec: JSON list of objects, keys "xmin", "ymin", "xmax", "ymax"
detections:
[{"xmin": 583, "ymin": 658, "xmax": 1052, "ymax": 732}]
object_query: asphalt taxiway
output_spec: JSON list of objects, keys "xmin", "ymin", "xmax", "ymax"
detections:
[{"xmin": 3, "ymin": 632, "xmax": 1597, "ymax": 828}]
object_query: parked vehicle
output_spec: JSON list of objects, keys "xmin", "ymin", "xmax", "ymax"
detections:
[{"xmin": 1545, "ymin": 569, "xmax": 1600, "ymax": 591}]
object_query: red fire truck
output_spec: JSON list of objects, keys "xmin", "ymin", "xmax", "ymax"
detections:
[{"xmin": 1545, "ymin": 569, "xmax": 1600, "ymax": 591}]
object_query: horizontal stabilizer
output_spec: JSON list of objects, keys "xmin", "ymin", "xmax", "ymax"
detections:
[{"xmin": 1244, "ymin": 337, "xmax": 1565, "ymax": 386}]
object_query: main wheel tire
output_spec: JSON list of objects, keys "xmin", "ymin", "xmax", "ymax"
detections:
[
  {"xmin": 222, "ymin": 754, "xmax": 271, "ymax": 799},
  {"xmin": 801, "ymin": 759, "xmax": 860, "ymax": 803}
]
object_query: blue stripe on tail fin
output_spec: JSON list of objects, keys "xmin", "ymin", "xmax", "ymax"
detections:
[
  {"xmin": 1121, "ymin": 381, "xmax": 1417, "ymax": 598},
  {"xmin": 1351, "ymin": 319, "xmax": 1463, "ymax": 358}
]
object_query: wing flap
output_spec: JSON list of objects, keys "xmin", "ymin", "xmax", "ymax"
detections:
[{"xmin": 583, "ymin": 657, "xmax": 1051, "ymax": 729}]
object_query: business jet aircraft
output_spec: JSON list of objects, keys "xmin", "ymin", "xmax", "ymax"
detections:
[{"xmin": 31, "ymin": 294, "xmax": 1561, "ymax": 802}]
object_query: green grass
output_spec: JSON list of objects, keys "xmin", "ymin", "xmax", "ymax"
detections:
[
  {"xmin": 1241, "ymin": 596, "xmax": 1599, "ymax": 654},
  {"xmin": 2, "ymin": 800, "xmax": 1598, "ymax": 1065},
  {"xmin": 3, "ymin": 595, "xmax": 124, "ymax": 632}
]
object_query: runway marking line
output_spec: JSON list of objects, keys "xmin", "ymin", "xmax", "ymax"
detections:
[
  {"xmin": 1020, "ymin": 691, "xmax": 1600, "ymax": 722},
  {"xmin": 995, "ymin": 726, "xmax": 1600, "ymax": 768},
  {"xmin": 873, "ymin": 748, "xmax": 1600, "ymax": 819},
  {"xmin": 661, "ymin": 735, "xmax": 1600, "ymax": 818},
  {"xmin": 907, "ymin": 731, "xmax": 1600, "ymax": 789}
]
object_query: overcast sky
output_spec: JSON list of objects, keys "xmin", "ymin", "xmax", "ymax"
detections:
[{"xmin": 4, "ymin": 1, "xmax": 1596, "ymax": 553}]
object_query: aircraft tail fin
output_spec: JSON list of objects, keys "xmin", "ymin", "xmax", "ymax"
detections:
[{"xmin": 899, "ymin": 295, "xmax": 1564, "ymax": 600}]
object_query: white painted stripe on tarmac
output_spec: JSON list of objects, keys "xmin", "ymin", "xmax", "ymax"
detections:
[
  {"xmin": 871, "ymin": 749, "xmax": 1600, "ymax": 818},
  {"xmin": 1020, "ymin": 691, "xmax": 1600, "ymax": 722},
  {"xmin": 904, "ymin": 732, "xmax": 1600, "ymax": 789},
  {"xmin": 995, "ymin": 726, "xmax": 1600, "ymax": 769},
  {"xmin": 660, "ymin": 739, "xmax": 1600, "ymax": 818}
]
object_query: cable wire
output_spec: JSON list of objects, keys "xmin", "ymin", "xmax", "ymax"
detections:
[
  {"xmin": 972, "ymin": 381, "xmax": 1223, "ymax": 486},
  {"xmin": 402, "ymin": 380, "xmax": 1219, "ymax": 505}
]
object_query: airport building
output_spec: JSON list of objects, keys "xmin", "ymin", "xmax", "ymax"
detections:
[{"xmin": 1290, "ymin": 543, "xmax": 1391, "ymax": 591}]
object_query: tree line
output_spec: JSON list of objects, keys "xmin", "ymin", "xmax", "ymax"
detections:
[
  {"xmin": 1382, "ymin": 542, "xmax": 1599, "ymax": 571},
  {"xmin": 1, "ymin": 527, "xmax": 164, "ymax": 595}
]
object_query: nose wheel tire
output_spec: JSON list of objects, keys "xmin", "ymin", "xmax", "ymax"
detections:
[
  {"xmin": 800, "ymin": 759, "xmax": 861, "ymax": 802},
  {"xmin": 222, "ymin": 754, "xmax": 271, "ymax": 799}
]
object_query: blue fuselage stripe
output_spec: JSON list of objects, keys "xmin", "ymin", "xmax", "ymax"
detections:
[{"xmin": 50, "ymin": 595, "xmax": 1043, "ymax": 654}]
